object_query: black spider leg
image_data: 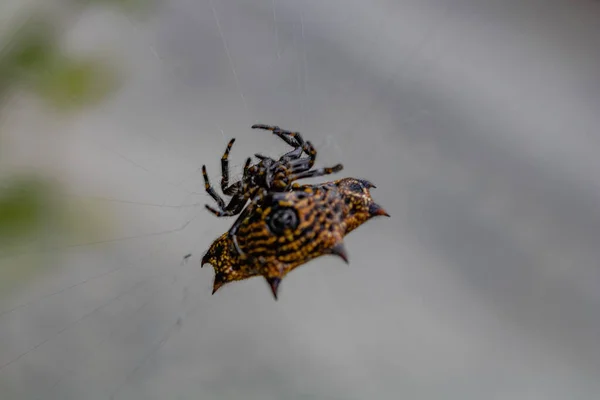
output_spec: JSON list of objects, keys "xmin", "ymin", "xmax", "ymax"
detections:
[
  {"xmin": 200, "ymin": 139, "xmax": 237, "ymax": 211},
  {"xmin": 203, "ymin": 157, "xmax": 253, "ymax": 217},
  {"xmin": 273, "ymin": 133, "xmax": 304, "ymax": 161},
  {"xmin": 252, "ymin": 154, "xmax": 276, "ymax": 189},
  {"xmin": 251, "ymin": 124, "xmax": 311, "ymax": 162},
  {"xmin": 280, "ymin": 144, "xmax": 303, "ymax": 162},
  {"xmin": 251, "ymin": 124, "xmax": 298, "ymax": 147},
  {"xmin": 227, "ymin": 187, "xmax": 267, "ymax": 257},
  {"xmin": 220, "ymin": 139, "xmax": 253, "ymax": 196},
  {"xmin": 204, "ymin": 190, "xmax": 249, "ymax": 217},
  {"xmin": 253, "ymin": 154, "xmax": 272, "ymax": 161},
  {"xmin": 254, "ymin": 140, "xmax": 303, "ymax": 163},
  {"xmin": 276, "ymin": 131, "xmax": 316, "ymax": 166},
  {"xmin": 220, "ymin": 138, "xmax": 237, "ymax": 195},
  {"xmin": 220, "ymin": 157, "xmax": 252, "ymax": 197},
  {"xmin": 202, "ymin": 165, "xmax": 226, "ymax": 209},
  {"xmin": 252, "ymin": 136, "xmax": 302, "ymax": 164},
  {"xmin": 287, "ymin": 163, "xmax": 344, "ymax": 182},
  {"xmin": 288, "ymin": 157, "xmax": 313, "ymax": 173},
  {"xmin": 262, "ymin": 125, "xmax": 318, "ymax": 169}
]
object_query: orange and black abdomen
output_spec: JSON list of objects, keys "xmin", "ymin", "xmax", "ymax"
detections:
[
  {"xmin": 202, "ymin": 177, "xmax": 389, "ymax": 299},
  {"xmin": 235, "ymin": 185, "xmax": 346, "ymax": 279}
]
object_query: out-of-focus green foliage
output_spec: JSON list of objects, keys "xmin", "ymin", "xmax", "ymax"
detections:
[
  {"xmin": 0, "ymin": 173, "xmax": 115, "ymax": 252},
  {"xmin": 34, "ymin": 56, "xmax": 120, "ymax": 111},
  {"xmin": 0, "ymin": 0, "xmax": 157, "ymax": 109},
  {"xmin": 0, "ymin": 16, "xmax": 120, "ymax": 112},
  {"xmin": 0, "ymin": 176, "xmax": 52, "ymax": 241},
  {"xmin": 83, "ymin": 0, "xmax": 156, "ymax": 14},
  {"xmin": 0, "ymin": 173, "xmax": 118, "ymax": 302},
  {"xmin": 0, "ymin": 0, "xmax": 155, "ymax": 297},
  {"xmin": 0, "ymin": 175, "xmax": 61, "ymax": 294}
]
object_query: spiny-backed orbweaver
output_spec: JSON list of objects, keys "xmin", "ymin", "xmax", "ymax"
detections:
[
  {"xmin": 201, "ymin": 177, "xmax": 390, "ymax": 298},
  {"xmin": 202, "ymin": 124, "xmax": 343, "ymax": 254}
]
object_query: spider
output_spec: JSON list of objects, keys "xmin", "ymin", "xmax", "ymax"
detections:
[
  {"xmin": 202, "ymin": 124, "xmax": 343, "ymax": 254},
  {"xmin": 201, "ymin": 177, "xmax": 390, "ymax": 299}
]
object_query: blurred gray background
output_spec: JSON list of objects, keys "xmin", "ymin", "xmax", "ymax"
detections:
[{"xmin": 1, "ymin": 0, "xmax": 600, "ymax": 399}]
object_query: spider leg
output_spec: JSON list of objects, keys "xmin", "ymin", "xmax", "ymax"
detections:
[
  {"xmin": 280, "ymin": 142, "xmax": 317, "ymax": 176},
  {"xmin": 205, "ymin": 181, "xmax": 253, "ymax": 217},
  {"xmin": 205, "ymin": 195, "xmax": 248, "ymax": 217},
  {"xmin": 254, "ymin": 153, "xmax": 274, "ymax": 161},
  {"xmin": 222, "ymin": 157, "xmax": 251, "ymax": 196},
  {"xmin": 202, "ymin": 165, "xmax": 226, "ymax": 209},
  {"xmin": 243, "ymin": 157, "xmax": 252, "ymax": 174},
  {"xmin": 251, "ymin": 124, "xmax": 300, "ymax": 148},
  {"xmin": 222, "ymin": 182, "xmax": 240, "ymax": 197},
  {"xmin": 251, "ymin": 124, "xmax": 322, "ymax": 172},
  {"xmin": 220, "ymin": 138, "xmax": 236, "ymax": 193},
  {"xmin": 288, "ymin": 156, "xmax": 314, "ymax": 173},
  {"xmin": 206, "ymin": 176, "xmax": 255, "ymax": 217},
  {"xmin": 280, "ymin": 146, "xmax": 303, "ymax": 162},
  {"xmin": 273, "ymin": 128, "xmax": 315, "ymax": 164},
  {"xmin": 228, "ymin": 187, "xmax": 266, "ymax": 256},
  {"xmin": 287, "ymin": 163, "xmax": 343, "ymax": 182},
  {"xmin": 227, "ymin": 206, "xmax": 252, "ymax": 255},
  {"xmin": 251, "ymin": 124, "xmax": 311, "ymax": 160},
  {"xmin": 276, "ymin": 133, "xmax": 315, "ymax": 167},
  {"xmin": 300, "ymin": 140, "xmax": 317, "ymax": 168}
]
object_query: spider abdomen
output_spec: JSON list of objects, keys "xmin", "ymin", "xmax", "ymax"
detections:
[{"xmin": 202, "ymin": 177, "xmax": 389, "ymax": 299}]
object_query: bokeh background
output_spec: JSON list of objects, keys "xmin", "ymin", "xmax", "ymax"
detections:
[{"xmin": 1, "ymin": 0, "xmax": 600, "ymax": 399}]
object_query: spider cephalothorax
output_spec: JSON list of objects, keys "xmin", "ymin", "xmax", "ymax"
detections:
[
  {"xmin": 201, "ymin": 177, "xmax": 389, "ymax": 299},
  {"xmin": 202, "ymin": 124, "xmax": 343, "ymax": 255}
]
